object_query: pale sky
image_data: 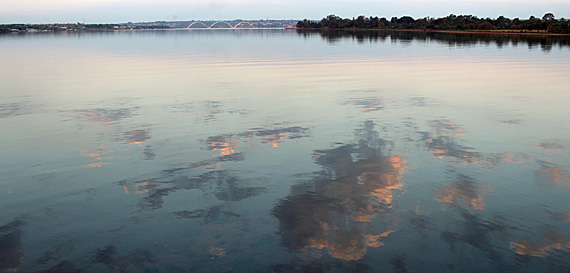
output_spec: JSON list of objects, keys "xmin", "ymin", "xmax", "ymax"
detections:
[{"xmin": 2, "ymin": 0, "xmax": 569, "ymax": 24}]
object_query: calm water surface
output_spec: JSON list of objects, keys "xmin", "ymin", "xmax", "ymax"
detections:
[{"xmin": 1, "ymin": 29, "xmax": 569, "ymax": 272}]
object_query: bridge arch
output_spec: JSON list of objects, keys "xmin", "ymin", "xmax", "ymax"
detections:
[
  {"xmin": 210, "ymin": 21, "xmax": 234, "ymax": 28},
  {"xmin": 233, "ymin": 22, "xmax": 255, "ymax": 28},
  {"xmin": 186, "ymin": 22, "xmax": 208, "ymax": 28}
]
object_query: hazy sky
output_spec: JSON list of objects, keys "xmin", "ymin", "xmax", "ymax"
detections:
[{"xmin": 2, "ymin": 0, "xmax": 569, "ymax": 24}]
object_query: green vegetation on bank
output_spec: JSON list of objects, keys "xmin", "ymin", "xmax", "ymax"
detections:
[{"xmin": 296, "ymin": 13, "xmax": 570, "ymax": 34}]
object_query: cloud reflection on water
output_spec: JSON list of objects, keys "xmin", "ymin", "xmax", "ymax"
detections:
[
  {"xmin": 205, "ymin": 126, "xmax": 310, "ymax": 149},
  {"xmin": 118, "ymin": 126, "xmax": 310, "ymax": 210},
  {"xmin": 160, "ymin": 126, "xmax": 310, "ymax": 174},
  {"xmin": 80, "ymin": 144, "xmax": 122, "ymax": 168},
  {"xmin": 123, "ymin": 129, "xmax": 155, "ymax": 161},
  {"xmin": 343, "ymin": 97, "xmax": 384, "ymax": 113},
  {"xmin": 441, "ymin": 209, "xmax": 513, "ymax": 266},
  {"xmin": 118, "ymin": 170, "xmax": 265, "ymax": 210},
  {"xmin": 72, "ymin": 108, "xmax": 135, "ymax": 126},
  {"xmin": 434, "ymin": 175, "xmax": 492, "ymax": 210},
  {"xmin": 123, "ymin": 130, "xmax": 150, "ymax": 145},
  {"xmin": 0, "ymin": 101, "xmax": 35, "ymax": 119},
  {"xmin": 532, "ymin": 142, "xmax": 568, "ymax": 153},
  {"xmin": 535, "ymin": 161, "xmax": 570, "ymax": 186},
  {"xmin": 270, "ymin": 258, "xmax": 372, "ymax": 273},
  {"xmin": 510, "ymin": 230, "xmax": 570, "ymax": 258},
  {"xmin": 174, "ymin": 206, "xmax": 240, "ymax": 225},
  {"xmin": 170, "ymin": 100, "xmax": 252, "ymax": 124},
  {"xmin": 273, "ymin": 121, "xmax": 405, "ymax": 261},
  {"xmin": 92, "ymin": 245, "xmax": 156, "ymax": 272},
  {"xmin": 2, "ymin": 30, "xmax": 569, "ymax": 272},
  {"xmin": 420, "ymin": 119, "xmax": 486, "ymax": 164}
]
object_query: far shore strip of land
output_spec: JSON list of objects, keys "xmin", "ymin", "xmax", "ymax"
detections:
[
  {"xmin": 295, "ymin": 14, "xmax": 570, "ymax": 35},
  {"xmin": 288, "ymin": 27, "xmax": 570, "ymax": 36}
]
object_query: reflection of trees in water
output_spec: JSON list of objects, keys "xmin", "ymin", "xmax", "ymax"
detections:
[
  {"xmin": 297, "ymin": 29, "xmax": 390, "ymax": 45},
  {"xmin": 296, "ymin": 29, "xmax": 570, "ymax": 52},
  {"xmin": 0, "ymin": 219, "xmax": 24, "ymax": 272},
  {"xmin": 273, "ymin": 121, "xmax": 406, "ymax": 261}
]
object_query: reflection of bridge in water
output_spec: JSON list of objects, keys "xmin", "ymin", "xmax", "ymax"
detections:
[{"xmin": 187, "ymin": 21, "xmax": 256, "ymax": 29}]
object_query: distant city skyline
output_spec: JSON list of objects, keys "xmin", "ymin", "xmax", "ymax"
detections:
[{"xmin": 2, "ymin": 0, "xmax": 569, "ymax": 24}]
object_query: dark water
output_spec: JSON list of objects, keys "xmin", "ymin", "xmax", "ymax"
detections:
[{"xmin": 1, "ymin": 29, "xmax": 569, "ymax": 272}]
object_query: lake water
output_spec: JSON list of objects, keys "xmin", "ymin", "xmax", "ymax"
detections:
[{"xmin": 1, "ymin": 29, "xmax": 569, "ymax": 272}]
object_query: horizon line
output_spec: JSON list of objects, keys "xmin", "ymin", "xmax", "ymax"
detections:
[{"xmin": 2, "ymin": 12, "xmax": 566, "ymax": 25}]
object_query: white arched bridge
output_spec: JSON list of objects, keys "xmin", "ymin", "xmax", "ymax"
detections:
[{"xmin": 186, "ymin": 21, "xmax": 256, "ymax": 29}]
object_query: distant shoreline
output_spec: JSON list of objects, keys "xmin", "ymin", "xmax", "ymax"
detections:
[
  {"xmin": 288, "ymin": 27, "xmax": 570, "ymax": 36},
  {"xmin": 296, "ymin": 14, "xmax": 570, "ymax": 35},
  {"xmin": 0, "ymin": 20, "xmax": 298, "ymax": 33}
]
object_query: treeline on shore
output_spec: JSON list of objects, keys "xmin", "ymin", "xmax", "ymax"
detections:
[{"xmin": 296, "ymin": 13, "xmax": 570, "ymax": 34}]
